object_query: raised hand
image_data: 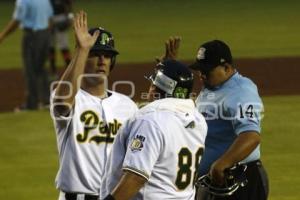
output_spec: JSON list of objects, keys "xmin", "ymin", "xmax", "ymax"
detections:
[
  {"xmin": 166, "ymin": 36, "xmax": 181, "ymax": 60},
  {"xmin": 0, "ymin": 33, "xmax": 4, "ymax": 44},
  {"xmin": 73, "ymin": 11, "xmax": 99, "ymax": 50},
  {"xmin": 156, "ymin": 36, "xmax": 181, "ymax": 63}
]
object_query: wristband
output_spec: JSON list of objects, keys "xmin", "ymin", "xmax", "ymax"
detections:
[{"xmin": 103, "ymin": 194, "xmax": 115, "ymax": 200}]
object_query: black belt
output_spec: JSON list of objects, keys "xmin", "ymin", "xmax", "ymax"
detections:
[
  {"xmin": 65, "ymin": 192, "xmax": 99, "ymax": 200},
  {"xmin": 23, "ymin": 27, "xmax": 48, "ymax": 33}
]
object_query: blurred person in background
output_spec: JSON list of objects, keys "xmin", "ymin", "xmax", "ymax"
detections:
[
  {"xmin": 49, "ymin": 0, "xmax": 73, "ymax": 79},
  {"xmin": 0, "ymin": 0, "xmax": 53, "ymax": 111}
]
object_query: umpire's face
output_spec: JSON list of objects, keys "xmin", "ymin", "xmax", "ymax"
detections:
[{"xmin": 199, "ymin": 64, "xmax": 233, "ymax": 88}]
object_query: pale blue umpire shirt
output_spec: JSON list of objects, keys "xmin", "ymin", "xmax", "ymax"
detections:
[
  {"xmin": 13, "ymin": 0, "xmax": 53, "ymax": 31},
  {"xmin": 196, "ymin": 71, "xmax": 264, "ymax": 176}
]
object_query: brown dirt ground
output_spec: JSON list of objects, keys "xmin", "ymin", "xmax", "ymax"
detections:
[{"xmin": 0, "ymin": 57, "xmax": 299, "ymax": 112}]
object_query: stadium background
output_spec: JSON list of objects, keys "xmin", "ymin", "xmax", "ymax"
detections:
[{"xmin": 0, "ymin": 0, "xmax": 299, "ymax": 199}]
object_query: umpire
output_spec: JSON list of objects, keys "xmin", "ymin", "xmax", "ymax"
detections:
[
  {"xmin": 189, "ymin": 40, "xmax": 269, "ymax": 200},
  {"xmin": 0, "ymin": 0, "xmax": 53, "ymax": 110}
]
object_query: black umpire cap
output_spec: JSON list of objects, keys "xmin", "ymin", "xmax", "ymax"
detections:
[{"xmin": 189, "ymin": 40, "xmax": 232, "ymax": 73}]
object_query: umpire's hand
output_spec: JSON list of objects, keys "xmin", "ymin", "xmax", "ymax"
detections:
[{"xmin": 209, "ymin": 158, "xmax": 231, "ymax": 186}]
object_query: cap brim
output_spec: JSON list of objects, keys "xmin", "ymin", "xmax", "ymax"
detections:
[
  {"xmin": 188, "ymin": 61, "xmax": 201, "ymax": 70},
  {"xmin": 189, "ymin": 60, "xmax": 215, "ymax": 72},
  {"xmin": 90, "ymin": 47, "xmax": 119, "ymax": 55}
]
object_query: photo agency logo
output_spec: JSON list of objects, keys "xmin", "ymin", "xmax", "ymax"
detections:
[
  {"xmin": 198, "ymin": 102, "xmax": 264, "ymax": 121},
  {"xmin": 50, "ymin": 78, "xmax": 264, "ymax": 121}
]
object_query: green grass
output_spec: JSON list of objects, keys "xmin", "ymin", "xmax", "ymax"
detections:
[
  {"xmin": 0, "ymin": 110, "xmax": 58, "ymax": 199},
  {"xmin": 261, "ymin": 95, "xmax": 300, "ymax": 200},
  {"xmin": 0, "ymin": 95, "xmax": 299, "ymax": 199},
  {"xmin": 0, "ymin": 0, "xmax": 300, "ymax": 69}
]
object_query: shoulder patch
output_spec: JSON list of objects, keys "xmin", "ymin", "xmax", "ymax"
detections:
[{"xmin": 130, "ymin": 135, "xmax": 146, "ymax": 152}]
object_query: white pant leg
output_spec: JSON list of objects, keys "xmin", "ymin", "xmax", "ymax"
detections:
[
  {"xmin": 58, "ymin": 191, "xmax": 66, "ymax": 200},
  {"xmin": 56, "ymin": 30, "xmax": 69, "ymax": 50}
]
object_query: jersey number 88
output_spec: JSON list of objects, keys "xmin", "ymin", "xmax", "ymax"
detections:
[{"xmin": 175, "ymin": 147, "xmax": 204, "ymax": 190}]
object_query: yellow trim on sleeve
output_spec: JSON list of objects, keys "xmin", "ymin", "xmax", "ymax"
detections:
[{"xmin": 123, "ymin": 166, "xmax": 149, "ymax": 181}]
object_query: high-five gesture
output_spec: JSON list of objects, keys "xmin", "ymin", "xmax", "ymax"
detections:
[
  {"xmin": 73, "ymin": 11, "xmax": 99, "ymax": 50},
  {"xmin": 54, "ymin": 10, "xmax": 101, "ymax": 115},
  {"xmin": 156, "ymin": 36, "xmax": 181, "ymax": 63},
  {"xmin": 165, "ymin": 36, "xmax": 181, "ymax": 60}
]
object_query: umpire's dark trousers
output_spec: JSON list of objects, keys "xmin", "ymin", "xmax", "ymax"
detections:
[
  {"xmin": 22, "ymin": 28, "xmax": 50, "ymax": 109},
  {"xmin": 203, "ymin": 160, "xmax": 269, "ymax": 200}
]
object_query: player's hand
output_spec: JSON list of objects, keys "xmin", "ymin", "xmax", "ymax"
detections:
[
  {"xmin": 156, "ymin": 36, "xmax": 181, "ymax": 63},
  {"xmin": 209, "ymin": 158, "xmax": 231, "ymax": 186},
  {"xmin": 0, "ymin": 33, "xmax": 4, "ymax": 44},
  {"xmin": 73, "ymin": 11, "xmax": 99, "ymax": 50}
]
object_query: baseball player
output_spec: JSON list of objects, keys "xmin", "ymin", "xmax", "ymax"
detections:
[
  {"xmin": 101, "ymin": 59, "xmax": 208, "ymax": 200},
  {"xmin": 189, "ymin": 40, "xmax": 268, "ymax": 200},
  {"xmin": 50, "ymin": 11, "xmax": 138, "ymax": 200},
  {"xmin": 49, "ymin": 0, "xmax": 73, "ymax": 75}
]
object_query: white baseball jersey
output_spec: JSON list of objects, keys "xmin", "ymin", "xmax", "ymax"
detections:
[
  {"xmin": 101, "ymin": 98, "xmax": 207, "ymax": 200},
  {"xmin": 50, "ymin": 89, "xmax": 138, "ymax": 195}
]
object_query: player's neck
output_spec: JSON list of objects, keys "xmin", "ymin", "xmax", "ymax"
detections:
[{"xmin": 81, "ymin": 82, "xmax": 107, "ymax": 99}]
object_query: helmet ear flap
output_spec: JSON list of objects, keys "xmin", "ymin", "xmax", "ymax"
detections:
[
  {"xmin": 110, "ymin": 55, "xmax": 116, "ymax": 71},
  {"xmin": 148, "ymin": 59, "xmax": 194, "ymax": 99}
]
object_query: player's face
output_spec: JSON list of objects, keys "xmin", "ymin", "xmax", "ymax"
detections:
[
  {"xmin": 147, "ymin": 83, "xmax": 159, "ymax": 101},
  {"xmin": 199, "ymin": 65, "xmax": 229, "ymax": 87},
  {"xmin": 83, "ymin": 52, "xmax": 112, "ymax": 86},
  {"xmin": 85, "ymin": 52, "xmax": 112, "ymax": 77}
]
